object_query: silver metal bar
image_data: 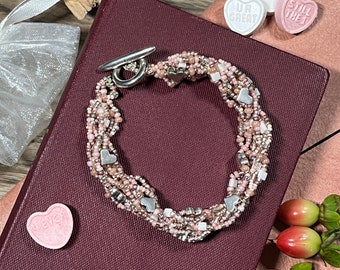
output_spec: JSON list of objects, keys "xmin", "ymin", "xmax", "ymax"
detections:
[{"xmin": 98, "ymin": 46, "xmax": 156, "ymax": 71}]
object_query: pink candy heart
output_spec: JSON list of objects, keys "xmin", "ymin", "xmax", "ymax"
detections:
[
  {"xmin": 275, "ymin": 0, "xmax": 318, "ymax": 34},
  {"xmin": 26, "ymin": 203, "xmax": 73, "ymax": 249}
]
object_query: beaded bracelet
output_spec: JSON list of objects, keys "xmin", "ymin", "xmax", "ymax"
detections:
[{"xmin": 86, "ymin": 47, "xmax": 272, "ymax": 242}]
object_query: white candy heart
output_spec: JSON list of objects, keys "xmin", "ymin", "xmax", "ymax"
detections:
[
  {"xmin": 261, "ymin": 0, "xmax": 278, "ymax": 14},
  {"xmin": 224, "ymin": 0, "xmax": 267, "ymax": 36}
]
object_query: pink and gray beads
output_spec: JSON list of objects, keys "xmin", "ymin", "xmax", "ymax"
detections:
[{"xmin": 85, "ymin": 51, "xmax": 272, "ymax": 242}]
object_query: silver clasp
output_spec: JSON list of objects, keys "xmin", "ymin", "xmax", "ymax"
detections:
[{"xmin": 98, "ymin": 46, "xmax": 156, "ymax": 88}]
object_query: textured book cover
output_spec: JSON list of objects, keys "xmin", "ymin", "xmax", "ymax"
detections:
[{"xmin": 0, "ymin": 0, "xmax": 329, "ymax": 269}]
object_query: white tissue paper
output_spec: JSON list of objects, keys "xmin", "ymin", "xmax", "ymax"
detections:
[{"xmin": 0, "ymin": 0, "xmax": 80, "ymax": 166}]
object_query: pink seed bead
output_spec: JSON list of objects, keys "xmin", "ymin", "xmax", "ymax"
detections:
[
  {"xmin": 87, "ymin": 133, "xmax": 95, "ymax": 141},
  {"xmin": 241, "ymin": 145, "xmax": 248, "ymax": 152},
  {"xmin": 227, "ymin": 100, "xmax": 235, "ymax": 108},
  {"xmin": 262, "ymin": 158, "xmax": 270, "ymax": 164},
  {"xmin": 236, "ymin": 137, "xmax": 244, "ymax": 143},
  {"xmin": 246, "ymin": 189, "xmax": 255, "ymax": 197},
  {"xmin": 115, "ymin": 117, "xmax": 123, "ymax": 123},
  {"xmin": 244, "ymin": 108, "xmax": 253, "ymax": 114},
  {"xmin": 189, "ymin": 67, "xmax": 195, "ymax": 76},
  {"xmin": 241, "ymin": 165, "xmax": 249, "ymax": 172},
  {"xmin": 117, "ymin": 204, "xmax": 125, "ymax": 209},
  {"xmin": 92, "ymin": 151, "xmax": 99, "ymax": 158}
]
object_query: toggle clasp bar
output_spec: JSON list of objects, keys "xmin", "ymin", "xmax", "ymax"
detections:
[{"xmin": 98, "ymin": 46, "xmax": 156, "ymax": 88}]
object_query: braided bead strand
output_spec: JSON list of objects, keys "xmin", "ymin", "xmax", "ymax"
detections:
[{"xmin": 86, "ymin": 51, "xmax": 272, "ymax": 242}]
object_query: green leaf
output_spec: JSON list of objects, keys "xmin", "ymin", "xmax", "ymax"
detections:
[
  {"xmin": 321, "ymin": 228, "xmax": 340, "ymax": 249},
  {"xmin": 328, "ymin": 244, "xmax": 340, "ymax": 251},
  {"xmin": 322, "ymin": 194, "xmax": 340, "ymax": 212},
  {"xmin": 290, "ymin": 262, "xmax": 313, "ymax": 270},
  {"xmin": 320, "ymin": 248, "xmax": 340, "ymax": 267},
  {"xmin": 319, "ymin": 209, "xmax": 340, "ymax": 230}
]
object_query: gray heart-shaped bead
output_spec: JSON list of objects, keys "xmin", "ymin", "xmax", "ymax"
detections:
[
  {"xmin": 100, "ymin": 149, "xmax": 117, "ymax": 165},
  {"xmin": 167, "ymin": 68, "xmax": 186, "ymax": 86},
  {"xmin": 140, "ymin": 197, "xmax": 156, "ymax": 213},
  {"xmin": 237, "ymin": 88, "xmax": 253, "ymax": 105},
  {"xmin": 224, "ymin": 195, "xmax": 240, "ymax": 212}
]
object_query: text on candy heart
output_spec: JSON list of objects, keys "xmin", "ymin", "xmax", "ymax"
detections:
[
  {"xmin": 285, "ymin": 0, "xmax": 314, "ymax": 25},
  {"xmin": 229, "ymin": 3, "xmax": 259, "ymax": 24},
  {"xmin": 28, "ymin": 210, "xmax": 64, "ymax": 231}
]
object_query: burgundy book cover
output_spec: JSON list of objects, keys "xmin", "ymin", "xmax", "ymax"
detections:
[{"xmin": 0, "ymin": 0, "xmax": 329, "ymax": 269}]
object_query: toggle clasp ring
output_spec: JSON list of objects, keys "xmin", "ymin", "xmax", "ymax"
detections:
[{"xmin": 98, "ymin": 46, "xmax": 156, "ymax": 88}]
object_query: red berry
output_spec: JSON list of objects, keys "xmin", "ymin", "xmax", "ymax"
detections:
[
  {"xmin": 276, "ymin": 226, "xmax": 322, "ymax": 258},
  {"xmin": 278, "ymin": 199, "xmax": 319, "ymax": 226}
]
